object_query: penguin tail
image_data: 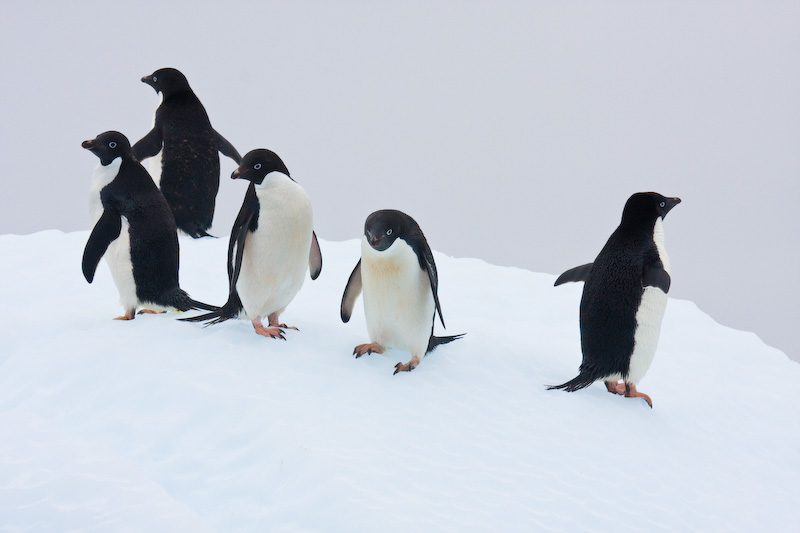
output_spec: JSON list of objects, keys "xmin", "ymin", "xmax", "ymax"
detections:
[
  {"xmin": 427, "ymin": 333, "xmax": 465, "ymax": 354},
  {"xmin": 179, "ymin": 220, "xmax": 216, "ymax": 239},
  {"xmin": 179, "ymin": 293, "xmax": 242, "ymax": 326},
  {"xmin": 547, "ymin": 371, "xmax": 597, "ymax": 392}
]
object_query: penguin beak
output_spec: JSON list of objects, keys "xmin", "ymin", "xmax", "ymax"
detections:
[
  {"xmin": 81, "ymin": 140, "xmax": 95, "ymax": 151},
  {"xmin": 662, "ymin": 197, "xmax": 681, "ymax": 218},
  {"xmin": 231, "ymin": 168, "xmax": 242, "ymax": 180}
]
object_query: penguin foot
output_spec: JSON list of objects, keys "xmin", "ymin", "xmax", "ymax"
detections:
[
  {"xmin": 624, "ymin": 383, "xmax": 653, "ymax": 408},
  {"xmin": 393, "ymin": 355, "xmax": 421, "ymax": 375},
  {"xmin": 266, "ymin": 314, "xmax": 298, "ymax": 331},
  {"xmin": 113, "ymin": 309, "xmax": 136, "ymax": 321},
  {"xmin": 252, "ymin": 319, "xmax": 286, "ymax": 340},
  {"xmin": 353, "ymin": 343, "xmax": 384, "ymax": 358},
  {"xmin": 137, "ymin": 309, "xmax": 166, "ymax": 315},
  {"xmin": 605, "ymin": 380, "xmax": 626, "ymax": 395}
]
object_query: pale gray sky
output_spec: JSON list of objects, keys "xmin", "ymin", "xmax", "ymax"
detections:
[{"xmin": 2, "ymin": 1, "xmax": 798, "ymax": 362}]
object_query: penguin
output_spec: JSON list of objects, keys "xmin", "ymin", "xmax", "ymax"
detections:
[
  {"xmin": 81, "ymin": 131, "xmax": 217, "ymax": 320},
  {"xmin": 182, "ymin": 149, "xmax": 322, "ymax": 338},
  {"xmin": 340, "ymin": 209, "xmax": 464, "ymax": 374},
  {"xmin": 548, "ymin": 192, "xmax": 681, "ymax": 407},
  {"xmin": 132, "ymin": 67, "xmax": 242, "ymax": 238}
]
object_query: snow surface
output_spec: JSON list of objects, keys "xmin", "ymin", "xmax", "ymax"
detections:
[{"xmin": 1, "ymin": 231, "xmax": 798, "ymax": 532}]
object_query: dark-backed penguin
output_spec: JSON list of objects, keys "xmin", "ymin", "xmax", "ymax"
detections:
[
  {"xmin": 133, "ymin": 67, "xmax": 242, "ymax": 238},
  {"xmin": 182, "ymin": 149, "xmax": 322, "ymax": 338},
  {"xmin": 81, "ymin": 131, "xmax": 217, "ymax": 320},
  {"xmin": 340, "ymin": 209, "xmax": 464, "ymax": 374},
  {"xmin": 548, "ymin": 192, "xmax": 681, "ymax": 407}
]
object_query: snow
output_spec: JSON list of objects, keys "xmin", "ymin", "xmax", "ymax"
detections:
[{"xmin": 1, "ymin": 230, "xmax": 798, "ymax": 531}]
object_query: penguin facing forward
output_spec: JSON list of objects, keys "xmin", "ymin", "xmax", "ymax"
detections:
[
  {"xmin": 549, "ymin": 192, "xmax": 681, "ymax": 407},
  {"xmin": 340, "ymin": 210, "xmax": 464, "ymax": 374},
  {"xmin": 133, "ymin": 68, "xmax": 242, "ymax": 238},
  {"xmin": 182, "ymin": 149, "xmax": 322, "ymax": 338},
  {"xmin": 81, "ymin": 131, "xmax": 217, "ymax": 320}
]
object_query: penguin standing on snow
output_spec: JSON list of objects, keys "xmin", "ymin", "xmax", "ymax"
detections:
[
  {"xmin": 81, "ymin": 131, "xmax": 217, "ymax": 320},
  {"xmin": 548, "ymin": 192, "xmax": 681, "ymax": 407},
  {"xmin": 340, "ymin": 209, "xmax": 464, "ymax": 374},
  {"xmin": 182, "ymin": 149, "xmax": 322, "ymax": 338},
  {"xmin": 133, "ymin": 67, "xmax": 242, "ymax": 238}
]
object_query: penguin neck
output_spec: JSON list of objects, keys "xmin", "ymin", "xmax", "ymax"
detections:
[{"xmin": 652, "ymin": 217, "xmax": 670, "ymax": 273}]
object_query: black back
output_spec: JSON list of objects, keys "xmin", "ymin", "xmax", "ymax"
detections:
[
  {"xmin": 578, "ymin": 192, "xmax": 679, "ymax": 379},
  {"xmin": 82, "ymin": 131, "xmax": 182, "ymax": 304},
  {"xmin": 133, "ymin": 68, "xmax": 241, "ymax": 237}
]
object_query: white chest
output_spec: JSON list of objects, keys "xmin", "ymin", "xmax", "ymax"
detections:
[
  {"xmin": 236, "ymin": 173, "xmax": 314, "ymax": 319},
  {"xmin": 360, "ymin": 237, "xmax": 434, "ymax": 355},
  {"xmin": 88, "ymin": 157, "xmax": 121, "ymax": 224}
]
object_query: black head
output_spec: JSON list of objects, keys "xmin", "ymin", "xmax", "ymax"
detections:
[
  {"xmin": 364, "ymin": 209, "xmax": 415, "ymax": 252},
  {"xmin": 621, "ymin": 192, "xmax": 681, "ymax": 225},
  {"xmin": 141, "ymin": 68, "xmax": 191, "ymax": 97},
  {"xmin": 81, "ymin": 131, "xmax": 132, "ymax": 165},
  {"xmin": 232, "ymin": 149, "xmax": 290, "ymax": 185}
]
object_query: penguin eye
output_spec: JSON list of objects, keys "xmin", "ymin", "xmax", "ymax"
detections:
[
  {"xmin": 109, "ymin": 141, "xmax": 117, "ymax": 148},
  {"xmin": 152, "ymin": 76, "xmax": 157, "ymax": 82},
  {"xmin": 254, "ymin": 163, "xmax": 262, "ymax": 170},
  {"xmin": 386, "ymin": 229, "xmax": 392, "ymax": 236},
  {"xmin": 659, "ymin": 201, "xmax": 666, "ymax": 208}
]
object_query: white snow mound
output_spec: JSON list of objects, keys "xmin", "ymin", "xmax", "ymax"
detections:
[{"xmin": 1, "ymin": 231, "xmax": 798, "ymax": 531}]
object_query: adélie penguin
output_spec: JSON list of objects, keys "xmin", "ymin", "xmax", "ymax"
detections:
[
  {"xmin": 81, "ymin": 131, "xmax": 217, "ymax": 320},
  {"xmin": 133, "ymin": 67, "xmax": 242, "ymax": 238},
  {"xmin": 182, "ymin": 149, "xmax": 322, "ymax": 338},
  {"xmin": 549, "ymin": 192, "xmax": 681, "ymax": 407},
  {"xmin": 340, "ymin": 209, "xmax": 464, "ymax": 374}
]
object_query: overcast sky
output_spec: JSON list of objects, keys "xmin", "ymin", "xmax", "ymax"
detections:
[{"xmin": 1, "ymin": 1, "xmax": 798, "ymax": 362}]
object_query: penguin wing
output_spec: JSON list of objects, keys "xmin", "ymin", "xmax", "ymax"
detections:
[
  {"xmin": 554, "ymin": 263, "xmax": 594, "ymax": 286},
  {"xmin": 340, "ymin": 260, "xmax": 362, "ymax": 323},
  {"xmin": 227, "ymin": 185, "xmax": 259, "ymax": 285},
  {"xmin": 82, "ymin": 208, "xmax": 122, "ymax": 283},
  {"xmin": 131, "ymin": 127, "xmax": 163, "ymax": 161},
  {"xmin": 420, "ymin": 241, "xmax": 446, "ymax": 329},
  {"xmin": 643, "ymin": 264, "xmax": 671, "ymax": 293},
  {"xmin": 309, "ymin": 231, "xmax": 323, "ymax": 280},
  {"xmin": 214, "ymin": 130, "xmax": 242, "ymax": 164}
]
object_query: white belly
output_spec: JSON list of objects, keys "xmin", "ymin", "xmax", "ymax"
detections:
[
  {"xmin": 628, "ymin": 217, "xmax": 671, "ymax": 384},
  {"xmin": 236, "ymin": 173, "xmax": 313, "ymax": 320},
  {"xmin": 628, "ymin": 287, "xmax": 668, "ymax": 384},
  {"xmin": 148, "ymin": 150, "xmax": 163, "ymax": 188},
  {"xmin": 361, "ymin": 237, "xmax": 434, "ymax": 357},
  {"xmin": 88, "ymin": 158, "xmax": 138, "ymax": 311}
]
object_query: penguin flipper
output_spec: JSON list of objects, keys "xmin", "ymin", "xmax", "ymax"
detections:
[
  {"xmin": 554, "ymin": 263, "xmax": 594, "ymax": 286},
  {"xmin": 309, "ymin": 231, "xmax": 322, "ymax": 280},
  {"xmin": 420, "ymin": 242, "xmax": 445, "ymax": 329},
  {"xmin": 82, "ymin": 208, "xmax": 122, "ymax": 283},
  {"xmin": 643, "ymin": 265, "xmax": 671, "ymax": 293},
  {"xmin": 340, "ymin": 260, "xmax": 362, "ymax": 323},
  {"xmin": 132, "ymin": 127, "xmax": 162, "ymax": 161},
  {"xmin": 214, "ymin": 129, "xmax": 242, "ymax": 164}
]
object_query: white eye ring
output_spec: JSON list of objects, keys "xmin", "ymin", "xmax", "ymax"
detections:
[
  {"xmin": 254, "ymin": 163, "xmax": 262, "ymax": 170},
  {"xmin": 109, "ymin": 142, "xmax": 117, "ymax": 148},
  {"xmin": 660, "ymin": 201, "xmax": 666, "ymax": 208},
  {"xmin": 386, "ymin": 229, "xmax": 392, "ymax": 235},
  {"xmin": 153, "ymin": 76, "xmax": 157, "ymax": 82}
]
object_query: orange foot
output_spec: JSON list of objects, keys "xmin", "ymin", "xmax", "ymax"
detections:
[
  {"xmin": 605, "ymin": 380, "xmax": 626, "ymax": 395},
  {"xmin": 353, "ymin": 343, "xmax": 384, "ymax": 358},
  {"xmin": 266, "ymin": 313, "xmax": 298, "ymax": 331},
  {"xmin": 252, "ymin": 319, "xmax": 286, "ymax": 340},
  {"xmin": 393, "ymin": 354, "xmax": 421, "ymax": 375},
  {"xmin": 137, "ymin": 309, "xmax": 165, "ymax": 315},
  {"xmin": 113, "ymin": 309, "xmax": 136, "ymax": 321},
  {"xmin": 625, "ymin": 383, "xmax": 653, "ymax": 408}
]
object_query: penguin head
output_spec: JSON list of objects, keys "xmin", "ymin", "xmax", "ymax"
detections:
[
  {"xmin": 141, "ymin": 68, "xmax": 191, "ymax": 97},
  {"xmin": 364, "ymin": 209, "xmax": 409, "ymax": 252},
  {"xmin": 232, "ymin": 149, "xmax": 291, "ymax": 185},
  {"xmin": 621, "ymin": 192, "xmax": 682, "ymax": 225},
  {"xmin": 81, "ymin": 131, "xmax": 132, "ymax": 165}
]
